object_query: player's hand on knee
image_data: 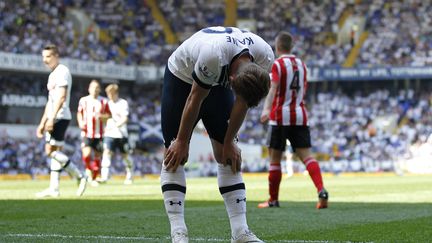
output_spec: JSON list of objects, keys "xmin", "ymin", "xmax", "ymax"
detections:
[
  {"xmin": 223, "ymin": 142, "xmax": 242, "ymax": 174},
  {"xmin": 164, "ymin": 139, "xmax": 189, "ymax": 173}
]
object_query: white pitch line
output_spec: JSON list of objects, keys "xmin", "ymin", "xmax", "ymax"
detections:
[{"xmin": 5, "ymin": 233, "xmax": 360, "ymax": 243}]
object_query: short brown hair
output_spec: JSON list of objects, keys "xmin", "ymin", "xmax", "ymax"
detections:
[
  {"xmin": 105, "ymin": 83, "xmax": 119, "ymax": 94},
  {"xmin": 43, "ymin": 44, "xmax": 60, "ymax": 56},
  {"xmin": 231, "ymin": 63, "xmax": 270, "ymax": 107},
  {"xmin": 276, "ymin": 31, "xmax": 293, "ymax": 53},
  {"xmin": 89, "ymin": 79, "xmax": 100, "ymax": 86}
]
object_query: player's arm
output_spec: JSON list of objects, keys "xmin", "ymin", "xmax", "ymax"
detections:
[
  {"xmin": 223, "ymin": 95, "xmax": 249, "ymax": 173},
  {"xmin": 115, "ymin": 102, "xmax": 128, "ymax": 127},
  {"xmin": 261, "ymin": 62, "xmax": 280, "ymax": 123},
  {"xmin": 165, "ymin": 81, "xmax": 210, "ymax": 172},
  {"xmin": 45, "ymin": 86, "xmax": 67, "ymax": 132},
  {"xmin": 36, "ymin": 101, "xmax": 50, "ymax": 138},
  {"xmin": 77, "ymin": 100, "xmax": 85, "ymax": 130},
  {"xmin": 261, "ymin": 81, "xmax": 278, "ymax": 123},
  {"xmin": 114, "ymin": 114, "xmax": 127, "ymax": 127},
  {"xmin": 165, "ymin": 47, "xmax": 216, "ymax": 172}
]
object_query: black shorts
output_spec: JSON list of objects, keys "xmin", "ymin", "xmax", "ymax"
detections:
[
  {"xmin": 103, "ymin": 137, "xmax": 130, "ymax": 154},
  {"xmin": 267, "ymin": 125, "xmax": 311, "ymax": 152},
  {"xmin": 81, "ymin": 137, "xmax": 103, "ymax": 152},
  {"xmin": 45, "ymin": 119, "xmax": 70, "ymax": 146},
  {"xmin": 161, "ymin": 66, "xmax": 234, "ymax": 148}
]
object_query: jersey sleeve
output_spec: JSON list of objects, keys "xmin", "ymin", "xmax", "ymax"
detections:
[
  {"xmin": 77, "ymin": 98, "xmax": 84, "ymax": 113},
  {"xmin": 54, "ymin": 66, "xmax": 69, "ymax": 87},
  {"xmin": 271, "ymin": 61, "xmax": 281, "ymax": 84},
  {"xmin": 253, "ymin": 41, "xmax": 275, "ymax": 72},
  {"xmin": 192, "ymin": 45, "xmax": 220, "ymax": 89},
  {"xmin": 121, "ymin": 100, "xmax": 129, "ymax": 117}
]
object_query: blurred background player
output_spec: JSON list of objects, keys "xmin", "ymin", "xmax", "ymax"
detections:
[
  {"xmin": 161, "ymin": 26, "xmax": 273, "ymax": 243},
  {"xmin": 36, "ymin": 44, "xmax": 87, "ymax": 198},
  {"xmin": 77, "ymin": 79, "xmax": 110, "ymax": 187},
  {"xmin": 100, "ymin": 84, "xmax": 134, "ymax": 185},
  {"xmin": 259, "ymin": 32, "xmax": 329, "ymax": 209}
]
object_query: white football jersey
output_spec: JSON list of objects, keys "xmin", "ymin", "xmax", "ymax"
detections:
[
  {"xmin": 104, "ymin": 98, "xmax": 129, "ymax": 138},
  {"xmin": 168, "ymin": 26, "xmax": 274, "ymax": 88},
  {"xmin": 46, "ymin": 64, "xmax": 72, "ymax": 120}
]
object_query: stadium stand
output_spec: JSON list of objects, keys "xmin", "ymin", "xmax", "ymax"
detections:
[{"xmin": 1, "ymin": 0, "xmax": 432, "ymax": 176}]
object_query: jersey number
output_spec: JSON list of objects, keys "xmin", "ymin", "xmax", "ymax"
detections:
[
  {"xmin": 289, "ymin": 70, "xmax": 300, "ymax": 91},
  {"xmin": 202, "ymin": 27, "xmax": 233, "ymax": 34}
]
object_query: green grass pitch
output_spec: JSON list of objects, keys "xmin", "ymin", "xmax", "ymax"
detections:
[{"xmin": 1, "ymin": 173, "xmax": 431, "ymax": 242}]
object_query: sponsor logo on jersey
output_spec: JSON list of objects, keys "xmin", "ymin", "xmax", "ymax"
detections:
[{"xmin": 199, "ymin": 64, "xmax": 214, "ymax": 78}]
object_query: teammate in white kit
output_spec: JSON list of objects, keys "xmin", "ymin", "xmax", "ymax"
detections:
[
  {"xmin": 161, "ymin": 26, "xmax": 274, "ymax": 243},
  {"xmin": 36, "ymin": 44, "xmax": 87, "ymax": 198},
  {"xmin": 100, "ymin": 84, "xmax": 134, "ymax": 185},
  {"xmin": 77, "ymin": 79, "xmax": 110, "ymax": 186},
  {"xmin": 259, "ymin": 32, "xmax": 328, "ymax": 209}
]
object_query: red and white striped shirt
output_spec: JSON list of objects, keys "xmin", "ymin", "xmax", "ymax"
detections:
[
  {"xmin": 269, "ymin": 54, "xmax": 308, "ymax": 126},
  {"xmin": 78, "ymin": 96, "xmax": 110, "ymax": 138}
]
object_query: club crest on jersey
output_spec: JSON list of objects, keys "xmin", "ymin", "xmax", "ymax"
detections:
[{"xmin": 199, "ymin": 64, "xmax": 214, "ymax": 78}]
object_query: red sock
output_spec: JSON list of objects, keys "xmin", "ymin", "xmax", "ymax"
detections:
[
  {"xmin": 304, "ymin": 157, "xmax": 324, "ymax": 192},
  {"xmin": 92, "ymin": 158, "xmax": 101, "ymax": 180},
  {"xmin": 268, "ymin": 163, "xmax": 282, "ymax": 201},
  {"xmin": 82, "ymin": 155, "xmax": 92, "ymax": 170}
]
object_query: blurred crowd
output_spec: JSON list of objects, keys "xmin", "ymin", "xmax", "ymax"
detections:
[
  {"xmin": 239, "ymin": 87, "xmax": 432, "ymax": 173},
  {"xmin": 1, "ymin": 0, "xmax": 431, "ymax": 67},
  {"xmin": 0, "ymin": 133, "xmax": 162, "ymax": 177},
  {"xmin": 1, "ymin": 0, "xmax": 432, "ymax": 176},
  {"xmin": 1, "ymin": 76, "xmax": 431, "ymax": 175}
]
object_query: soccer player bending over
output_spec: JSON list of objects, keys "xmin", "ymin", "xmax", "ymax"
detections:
[
  {"xmin": 36, "ymin": 44, "xmax": 87, "ymax": 198},
  {"xmin": 259, "ymin": 31, "xmax": 329, "ymax": 209},
  {"xmin": 161, "ymin": 26, "xmax": 274, "ymax": 243},
  {"xmin": 100, "ymin": 84, "xmax": 134, "ymax": 185},
  {"xmin": 77, "ymin": 79, "xmax": 110, "ymax": 187}
]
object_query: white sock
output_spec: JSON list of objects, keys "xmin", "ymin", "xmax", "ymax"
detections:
[
  {"xmin": 63, "ymin": 162, "xmax": 83, "ymax": 179},
  {"xmin": 217, "ymin": 164, "xmax": 248, "ymax": 238},
  {"xmin": 49, "ymin": 158, "xmax": 61, "ymax": 192},
  {"xmin": 101, "ymin": 154, "xmax": 111, "ymax": 181},
  {"xmin": 123, "ymin": 155, "xmax": 133, "ymax": 180},
  {"xmin": 101, "ymin": 167, "xmax": 109, "ymax": 181},
  {"xmin": 51, "ymin": 151, "xmax": 83, "ymax": 179},
  {"xmin": 161, "ymin": 165, "xmax": 187, "ymax": 234}
]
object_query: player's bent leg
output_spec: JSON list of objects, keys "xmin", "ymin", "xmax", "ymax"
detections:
[
  {"xmin": 91, "ymin": 154, "xmax": 101, "ymax": 181},
  {"xmin": 36, "ymin": 158, "xmax": 61, "ymax": 198},
  {"xmin": 100, "ymin": 150, "xmax": 112, "ymax": 182},
  {"xmin": 81, "ymin": 147, "xmax": 93, "ymax": 181},
  {"xmin": 122, "ymin": 153, "xmax": 134, "ymax": 185},
  {"xmin": 258, "ymin": 148, "xmax": 282, "ymax": 208},
  {"xmin": 161, "ymin": 164, "xmax": 188, "ymax": 242},
  {"xmin": 51, "ymin": 149, "xmax": 87, "ymax": 196},
  {"xmin": 217, "ymin": 164, "xmax": 262, "ymax": 241},
  {"xmin": 76, "ymin": 175, "xmax": 88, "ymax": 196},
  {"xmin": 297, "ymin": 148, "xmax": 329, "ymax": 209}
]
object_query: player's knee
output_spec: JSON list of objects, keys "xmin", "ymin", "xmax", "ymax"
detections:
[
  {"xmin": 82, "ymin": 147, "xmax": 91, "ymax": 157},
  {"xmin": 296, "ymin": 148, "xmax": 312, "ymax": 161},
  {"xmin": 103, "ymin": 150, "xmax": 113, "ymax": 158},
  {"xmin": 45, "ymin": 144, "xmax": 55, "ymax": 156},
  {"xmin": 50, "ymin": 159, "xmax": 63, "ymax": 172}
]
